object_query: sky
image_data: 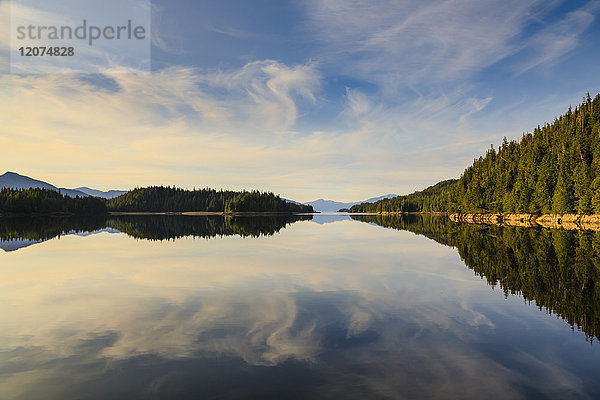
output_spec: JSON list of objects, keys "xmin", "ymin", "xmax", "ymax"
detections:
[{"xmin": 1, "ymin": 0, "xmax": 600, "ymax": 202}]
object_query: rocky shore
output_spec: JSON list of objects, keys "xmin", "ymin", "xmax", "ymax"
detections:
[{"xmin": 449, "ymin": 213, "xmax": 600, "ymax": 231}]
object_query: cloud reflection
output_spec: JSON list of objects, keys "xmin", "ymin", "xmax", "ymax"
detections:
[{"xmin": 0, "ymin": 219, "xmax": 596, "ymax": 399}]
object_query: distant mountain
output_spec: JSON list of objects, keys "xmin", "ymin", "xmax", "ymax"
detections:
[
  {"xmin": 282, "ymin": 198, "xmax": 302, "ymax": 206},
  {"xmin": 306, "ymin": 199, "xmax": 350, "ymax": 213},
  {"xmin": 59, "ymin": 188, "xmax": 91, "ymax": 197},
  {"xmin": 363, "ymin": 194, "xmax": 400, "ymax": 203},
  {"xmin": 0, "ymin": 171, "xmax": 57, "ymax": 191},
  {"xmin": 0, "ymin": 172, "xmax": 125, "ymax": 199},
  {"xmin": 305, "ymin": 194, "xmax": 397, "ymax": 212},
  {"xmin": 75, "ymin": 187, "xmax": 127, "ymax": 199}
]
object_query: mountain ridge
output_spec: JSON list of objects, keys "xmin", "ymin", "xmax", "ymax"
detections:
[
  {"xmin": 304, "ymin": 194, "xmax": 398, "ymax": 212},
  {"xmin": 0, "ymin": 172, "xmax": 125, "ymax": 199}
]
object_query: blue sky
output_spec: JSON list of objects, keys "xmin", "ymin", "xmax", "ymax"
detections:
[{"xmin": 1, "ymin": 0, "xmax": 600, "ymax": 201}]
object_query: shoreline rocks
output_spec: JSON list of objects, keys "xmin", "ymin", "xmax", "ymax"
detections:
[{"xmin": 449, "ymin": 213, "xmax": 600, "ymax": 231}]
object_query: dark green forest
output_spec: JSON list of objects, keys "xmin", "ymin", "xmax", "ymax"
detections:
[
  {"xmin": 107, "ymin": 186, "xmax": 314, "ymax": 213},
  {"xmin": 0, "ymin": 188, "xmax": 107, "ymax": 215},
  {"xmin": 0, "ymin": 186, "xmax": 313, "ymax": 215},
  {"xmin": 353, "ymin": 214, "xmax": 600, "ymax": 341},
  {"xmin": 351, "ymin": 93, "xmax": 600, "ymax": 214}
]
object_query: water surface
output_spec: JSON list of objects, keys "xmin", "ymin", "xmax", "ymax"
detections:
[{"xmin": 1, "ymin": 214, "xmax": 599, "ymax": 399}]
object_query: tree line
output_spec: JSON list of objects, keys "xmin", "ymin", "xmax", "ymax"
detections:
[
  {"xmin": 1, "ymin": 186, "xmax": 314, "ymax": 215},
  {"xmin": 0, "ymin": 188, "xmax": 107, "ymax": 215},
  {"xmin": 107, "ymin": 186, "xmax": 314, "ymax": 213},
  {"xmin": 351, "ymin": 93, "xmax": 600, "ymax": 214}
]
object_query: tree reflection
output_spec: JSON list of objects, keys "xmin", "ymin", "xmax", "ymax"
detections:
[
  {"xmin": 352, "ymin": 214, "xmax": 600, "ymax": 341},
  {"xmin": 0, "ymin": 214, "xmax": 312, "ymax": 247},
  {"xmin": 106, "ymin": 214, "xmax": 312, "ymax": 240}
]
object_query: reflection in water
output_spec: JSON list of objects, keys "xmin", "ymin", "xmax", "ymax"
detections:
[
  {"xmin": 107, "ymin": 214, "xmax": 313, "ymax": 240},
  {"xmin": 1, "ymin": 215, "xmax": 600, "ymax": 399},
  {"xmin": 0, "ymin": 214, "xmax": 312, "ymax": 251},
  {"xmin": 0, "ymin": 216, "xmax": 107, "ymax": 244},
  {"xmin": 352, "ymin": 214, "xmax": 600, "ymax": 341}
]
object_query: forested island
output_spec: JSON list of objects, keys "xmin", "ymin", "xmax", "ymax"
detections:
[
  {"xmin": 0, "ymin": 186, "xmax": 313, "ymax": 216},
  {"xmin": 351, "ymin": 93, "xmax": 600, "ymax": 215},
  {"xmin": 106, "ymin": 186, "xmax": 313, "ymax": 213}
]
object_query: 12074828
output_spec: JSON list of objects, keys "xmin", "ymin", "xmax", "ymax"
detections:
[{"xmin": 18, "ymin": 47, "xmax": 75, "ymax": 56}]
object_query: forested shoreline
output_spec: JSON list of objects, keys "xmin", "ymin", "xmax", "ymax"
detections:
[
  {"xmin": 351, "ymin": 93, "xmax": 600, "ymax": 215},
  {"xmin": 0, "ymin": 188, "xmax": 107, "ymax": 216},
  {"xmin": 1, "ymin": 186, "xmax": 314, "ymax": 215}
]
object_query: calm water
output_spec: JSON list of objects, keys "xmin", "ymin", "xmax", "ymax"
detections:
[{"xmin": 1, "ymin": 214, "xmax": 600, "ymax": 399}]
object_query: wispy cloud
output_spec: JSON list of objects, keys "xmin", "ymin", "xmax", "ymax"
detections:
[
  {"xmin": 343, "ymin": 88, "xmax": 373, "ymax": 117},
  {"xmin": 0, "ymin": 62, "xmax": 335, "ymax": 198},
  {"xmin": 0, "ymin": 1, "xmax": 10, "ymax": 51},
  {"xmin": 0, "ymin": 59, "xmax": 511, "ymax": 200},
  {"xmin": 513, "ymin": 0, "xmax": 600, "ymax": 74},
  {"xmin": 302, "ymin": 0, "xmax": 596, "ymax": 95},
  {"xmin": 204, "ymin": 60, "xmax": 321, "ymax": 133},
  {"xmin": 150, "ymin": 3, "xmax": 186, "ymax": 55}
]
